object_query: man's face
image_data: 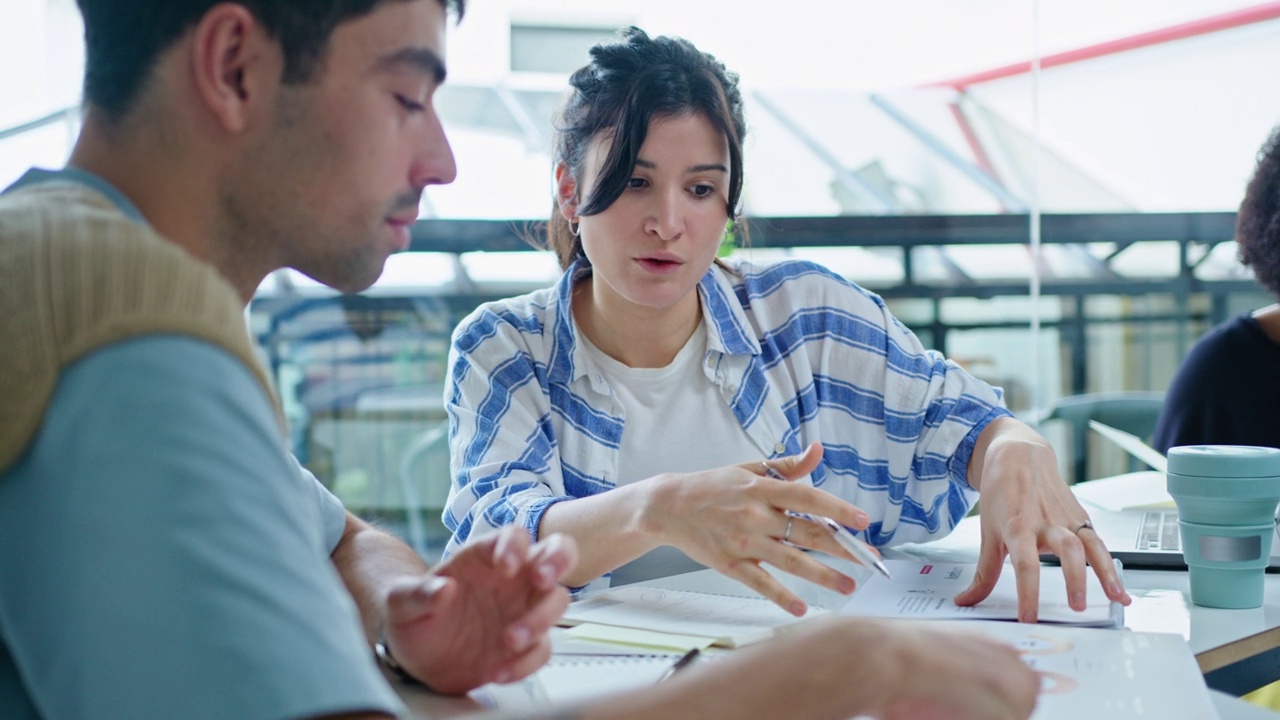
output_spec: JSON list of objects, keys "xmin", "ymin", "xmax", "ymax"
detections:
[{"xmin": 226, "ymin": 0, "xmax": 456, "ymax": 293}]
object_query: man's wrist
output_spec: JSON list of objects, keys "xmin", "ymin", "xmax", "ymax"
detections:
[{"xmin": 374, "ymin": 633, "xmax": 426, "ymax": 687}]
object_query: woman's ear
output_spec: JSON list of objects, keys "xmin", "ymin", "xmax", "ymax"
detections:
[{"xmin": 554, "ymin": 163, "xmax": 579, "ymax": 222}]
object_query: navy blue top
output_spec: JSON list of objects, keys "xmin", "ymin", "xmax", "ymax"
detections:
[{"xmin": 1154, "ymin": 313, "xmax": 1280, "ymax": 453}]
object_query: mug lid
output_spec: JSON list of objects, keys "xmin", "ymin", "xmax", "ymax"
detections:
[{"xmin": 1167, "ymin": 445, "xmax": 1280, "ymax": 477}]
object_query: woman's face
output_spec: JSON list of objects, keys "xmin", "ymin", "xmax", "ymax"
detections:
[{"xmin": 564, "ymin": 113, "xmax": 731, "ymax": 316}]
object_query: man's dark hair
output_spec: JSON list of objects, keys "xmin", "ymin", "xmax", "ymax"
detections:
[
  {"xmin": 1238, "ymin": 124, "xmax": 1280, "ymax": 298},
  {"xmin": 76, "ymin": 0, "xmax": 464, "ymax": 121}
]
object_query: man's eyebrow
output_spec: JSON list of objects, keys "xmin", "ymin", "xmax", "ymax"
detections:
[
  {"xmin": 376, "ymin": 46, "xmax": 447, "ymax": 84},
  {"xmin": 634, "ymin": 159, "xmax": 728, "ymax": 173}
]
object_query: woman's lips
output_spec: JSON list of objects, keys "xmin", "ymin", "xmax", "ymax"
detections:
[{"xmin": 635, "ymin": 256, "xmax": 683, "ymax": 274}]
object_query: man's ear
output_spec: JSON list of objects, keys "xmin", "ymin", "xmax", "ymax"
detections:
[
  {"xmin": 554, "ymin": 163, "xmax": 579, "ymax": 223},
  {"xmin": 189, "ymin": 4, "xmax": 278, "ymax": 134}
]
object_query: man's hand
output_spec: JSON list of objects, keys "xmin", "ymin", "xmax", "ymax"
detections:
[
  {"xmin": 590, "ymin": 616, "xmax": 1039, "ymax": 720},
  {"xmin": 383, "ymin": 527, "xmax": 577, "ymax": 695}
]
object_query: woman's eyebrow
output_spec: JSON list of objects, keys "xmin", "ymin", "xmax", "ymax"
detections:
[{"xmin": 634, "ymin": 159, "xmax": 728, "ymax": 174}]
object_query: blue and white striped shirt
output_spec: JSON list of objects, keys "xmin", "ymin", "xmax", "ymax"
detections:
[{"xmin": 445, "ymin": 257, "xmax": 1010, "ymax": 567}]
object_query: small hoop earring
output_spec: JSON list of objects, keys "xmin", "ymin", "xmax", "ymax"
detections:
[{"xmin": 570, "ymin": 219, "xmax": 581, "ymax": 238}]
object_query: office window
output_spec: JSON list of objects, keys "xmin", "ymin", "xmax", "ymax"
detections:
[{"xmin": 509, "ymin": 24, "xmax": 620, "ymax": 74}]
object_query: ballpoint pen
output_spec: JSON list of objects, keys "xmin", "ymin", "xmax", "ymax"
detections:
[
  {"xmin": 655, "ymin": 647, "xmax": 701, "ymax": 683},
  {"xmin": 811, "ymin": 514, "xmax": 893, "ymax": 580},
  {"xmin": 761, "ymin": 461, "xmax": 893, "ymax": 580}
]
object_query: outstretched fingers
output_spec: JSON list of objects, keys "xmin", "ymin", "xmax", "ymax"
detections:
[
  {"xmin": 384, "ymin": 575, "xmax": 455, "ymax": 628},
  {"xmin": 723, "ymin": 560, "xmax": 810, "ymax": 617},
  {"xmin": 765, "ymin": 481, "xmax": 870, "ymax": 533},
  {"xmin": 1071, "ymin": 523, "xmax": 1131, "ymax": 605},
  {"xmin": 503, "ymin": 581, "xmax": 571, "ymax": 653},
  {"xmin": 491, "ymin": 633, "xmax": 554, "ymax": 685}
]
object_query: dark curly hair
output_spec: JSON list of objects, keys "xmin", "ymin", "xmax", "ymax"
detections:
[
  {"xmin": 1238, "ymin": 125, "xmax": 1280, "ymax": 298},
  {"xmin": 545, "ymin": 26, "xmax": 747, "ymax": 270},
  {"xmin": 77, "ymin": 0, "xmax": 464, "ymax": 122}
]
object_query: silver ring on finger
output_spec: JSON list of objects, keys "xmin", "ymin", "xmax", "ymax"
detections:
[
  {"xmin": 1073, "ymin": 520, "xmax": 1094, "ymax": 535},
  {"xmin": 783, "ymin": 517, "xmax": 794, "ymax": 543}
]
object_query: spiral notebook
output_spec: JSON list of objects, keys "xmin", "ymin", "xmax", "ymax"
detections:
[{"xmin": 559, "ymin": 584, "xmax": 827, "ymax": 647}]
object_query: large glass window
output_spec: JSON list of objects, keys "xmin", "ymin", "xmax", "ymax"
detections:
[{"xmin": 6, "ymin": 0, "xmax": 1275, "ymax": 552}]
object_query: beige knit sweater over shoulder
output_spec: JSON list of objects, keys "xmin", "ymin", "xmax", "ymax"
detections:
[{"xmin": 0, "ymin": 181, "xmax": 281, "ymax": 474}]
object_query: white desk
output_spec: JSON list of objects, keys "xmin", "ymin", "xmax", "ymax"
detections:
[
  {"xmin": 392, "ymin": 554, "xmax": 1280, "ymax": 719},
  {"xmin": 636, "ymin": 564, "xmax": 1280, "ymax": 717},
  {"xmin": 395, "ymin": 509, "xmax": 1280, "ymax": 719}
]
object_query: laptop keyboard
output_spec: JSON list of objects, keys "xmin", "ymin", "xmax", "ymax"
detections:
[{"xmin": 1137, "ymin": 510, "xmax": 1181, "ymax": 552}]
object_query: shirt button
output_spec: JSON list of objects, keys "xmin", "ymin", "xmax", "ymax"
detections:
[
  {"xmin": 773, "ymin": 442, "xmax": 786, "ymax": 454},
  {"xmin": 726, "ymin": 384, "xmax": 738, "ymax": 394}
]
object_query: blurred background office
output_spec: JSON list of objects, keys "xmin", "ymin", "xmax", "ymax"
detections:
[{"xmin": 6, "ymin": 0, "xmax": 1279, "ymax": 559}]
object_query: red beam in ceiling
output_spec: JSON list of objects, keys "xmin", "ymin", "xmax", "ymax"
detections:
[{"xmin": 925, "ymin": 1, "xmax": 1280, "ymax": 89}]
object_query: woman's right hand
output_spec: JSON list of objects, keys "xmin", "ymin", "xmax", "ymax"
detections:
[{"xmin": 642, "ymin": 442, "xmax": 875, "ymax": 615}]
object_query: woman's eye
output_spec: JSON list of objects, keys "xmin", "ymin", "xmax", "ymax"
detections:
[
  {"xmin": 395, "ymin": 94, "xmax": 425, "ymax": 112},
  {"xmin": 627, "ymin": 177, "xmax": 648, "ymax": 189},
  {"xmin": 691, "ymin": 184, "xmax": 715, "ymax": 197}
]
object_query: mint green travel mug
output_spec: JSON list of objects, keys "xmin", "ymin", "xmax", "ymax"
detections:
[{"xmin": 1167, "ymin": 445, "xmax": 1280, "ymax": 609}]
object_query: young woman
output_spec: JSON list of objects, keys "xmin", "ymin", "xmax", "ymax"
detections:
[{"xmin": 444, "ymin": 27, "xmax": 1129, "ymax": 620}]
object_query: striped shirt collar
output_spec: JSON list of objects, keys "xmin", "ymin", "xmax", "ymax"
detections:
[{"xmin": 546, "ymin": 257, "xmax": 763, "ymax": 386}]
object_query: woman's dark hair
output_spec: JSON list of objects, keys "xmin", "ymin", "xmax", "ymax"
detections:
[
  {"xmin": 76, "ymin": 0, "xmax": 464, "ymax": 123},
  {"xmin": 1238, "ymin": 125, "xmax": 1280, "ymax": 298},
  {"xmin": 545, "ymin": 26, "xmax": 747, "ymax": 270}
]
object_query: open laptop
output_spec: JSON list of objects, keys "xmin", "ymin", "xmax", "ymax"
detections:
[
  {"xmin": 1077, "ymin": 491, "xmax": 1280, "ymax": 570},
  {"xmin": 1045, "ymin": 423, "xmax": 1280, "ymax": 571}
]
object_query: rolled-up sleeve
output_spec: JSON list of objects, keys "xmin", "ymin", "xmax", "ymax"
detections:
[{"xmin": 443, "ymin": 314, "xmax": 572, "ymax": 556}]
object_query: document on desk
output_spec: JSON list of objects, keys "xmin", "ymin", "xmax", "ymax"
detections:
[
  {"xmin": 937, "ymin": 621, "xmax": 1218, "ymax": 720},
  {"xmin": 839, "ymin": 559, "xmax": 1123, "ymax": 627},
  {"xmin": 559, "ymin": 585, "xmax": 827, "ymax": 648},
  {"xmin": 481, "ymin": 623, "xmax": 1218, "ymax": 720}
]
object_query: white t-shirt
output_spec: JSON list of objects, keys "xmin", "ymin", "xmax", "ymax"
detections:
[{"xmin": 579, "ymin": 318, "xmax": 763, "ymax": 484}]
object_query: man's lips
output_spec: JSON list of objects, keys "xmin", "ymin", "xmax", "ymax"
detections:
[{"xmin": 387, "ymin": 217, "xmax": 416, "ymax": 250}]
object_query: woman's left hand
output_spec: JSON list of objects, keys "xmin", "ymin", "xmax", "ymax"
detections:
[{"xmin": 953, "ymin": 417, "xmax": 1132, "ymax": 622}]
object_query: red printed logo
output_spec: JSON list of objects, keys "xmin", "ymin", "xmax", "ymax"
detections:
[{"xmin": 920, "ymin": 564, "xmax": 933, "ymax": 575}]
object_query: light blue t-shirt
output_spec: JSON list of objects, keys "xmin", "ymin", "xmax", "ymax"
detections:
[
  {"xmin": 0, "ymin": 337, "xmax": 402, "ymax": 719},
  {"xmin": 0, "ymin": 167, "xmax": 402, "ymax": 718}
]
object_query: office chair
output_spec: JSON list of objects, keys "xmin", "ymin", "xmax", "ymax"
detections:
[
  {"xmin": 1039, "ymin": 391, "xmax": 1166, "ymax": 484},
  {"xmin": 397, "ymin": 422, "xmax": 451, "ymax": 561}
]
